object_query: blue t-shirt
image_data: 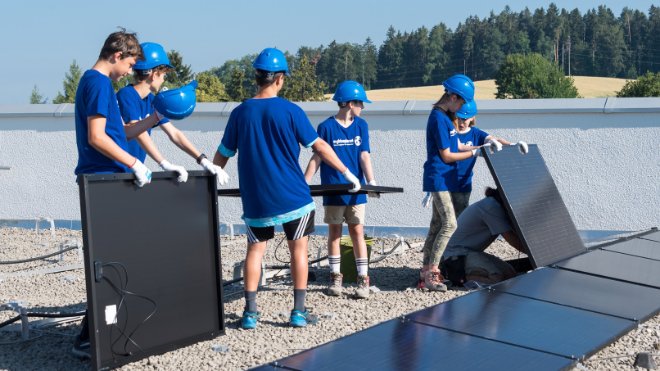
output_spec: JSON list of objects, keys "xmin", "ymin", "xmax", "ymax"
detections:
[
  {"xmin": 218, "ymin": 97, "xmax": 318, "ymax": 226},
  {"xmin": 317, "ymin": 116, "xmax": 370, "ymax": 206},
  {"xmin": 422, "ymin": 109, "xmax": 459, "ymax": 192},
  {"xmin": 74, "ymin": 69, "xmax": 129, "ymax": 175},
  {"xmin": 116, "ymin": 86, "xmax": 169, "ymax": 162},
  {"xmin": 456, "ymin": 127, "xmax": 489, "ymax": 192}
]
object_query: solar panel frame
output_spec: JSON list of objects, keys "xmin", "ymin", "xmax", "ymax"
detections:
[{"xmin": 482, "ymin": 145, "xmax": 586, "ymax": 268}]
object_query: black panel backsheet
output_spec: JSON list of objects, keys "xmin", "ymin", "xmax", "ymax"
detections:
[
  {"xmin": 251, "ymin": 318, "xmax": 573, "ymax": 371},
  {"xmin": 79, "ymin": 172, "xmax": 224, "ymax": 370},
  {"xmin": 482, "ymin": 145, "xmax": 585, "ymax": 268},
  {"xmin": 491, "ymin": 268, "xmax": 660, "ymax": 321},
  {"xmin": 556, "ymin": 250, "xmax": 660, "ymax": 289},
  {"xmin": 407, "ymin": 290, "xmax": 635, "ymax": 359},
  {"xmin": 602, "ymin": 238, "xmax": 660, "ymax": 260},
  {"xmin": 217, "ymin": 184, "xmax": 404, "ymax": 197}
]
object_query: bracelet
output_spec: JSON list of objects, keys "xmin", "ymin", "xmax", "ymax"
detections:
[{"xmin": 196, "ymin": 153, "xmax": 207, "ymax": 164}]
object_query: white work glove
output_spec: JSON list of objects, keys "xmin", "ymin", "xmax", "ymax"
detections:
[
  {"xmin": 130, "ymin": 159, "xmax": 152, "ymax": 187},
  {"xmin": 159, "ymin": 159, "xmax": 188, "ymax": 183},
  {"xmin": 486, "ymin": 139, "xmax": 503, "ymax": 152},
  {"xmin": 422, "ymin": 192, "xmax": 432, "ymax": 208},
  {"xmin": 511, "ymin": 141, "xmax": 529, "ymax": 154},
  {"xmin": 342, "ymin": 169, "xmax": 361, "ymax": 193},
  {"xmin": 200, "ymin": 158, "xmax": 230, "ymax": 186},
  {"xmin": 367, "ymin": 179, "xmax": 380, "ymax": 199}
]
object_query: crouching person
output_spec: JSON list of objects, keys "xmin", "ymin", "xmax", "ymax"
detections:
[{"xmin": 440, "ymin": 187, "xmax": 528, "ymax": 287}]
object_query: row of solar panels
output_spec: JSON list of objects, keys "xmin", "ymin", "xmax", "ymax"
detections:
[{"xmin": 253, "ymin": 146, "xmax": 659, "ymax": 370}]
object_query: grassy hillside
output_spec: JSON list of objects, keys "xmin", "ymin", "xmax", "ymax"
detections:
[{"xmin": 361, "ymin": 76, "xmax": 629, "ymax": 101}]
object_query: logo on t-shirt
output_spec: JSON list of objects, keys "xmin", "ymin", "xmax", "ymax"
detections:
[
  {"xmin": 464, "ymin": 140, "xmax": 473, "ymax": 146},
  {"xmin": 333, "ymin": 137, "xmax": 359, "ymax": 147}
]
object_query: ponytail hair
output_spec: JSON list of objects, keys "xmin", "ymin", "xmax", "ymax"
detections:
[{"xmin": 485, "ymin": 187, "xmax": 503, "ymax": 205}]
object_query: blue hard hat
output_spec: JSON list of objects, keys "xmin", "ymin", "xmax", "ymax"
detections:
[
  {"xmin": 332, "ymin": 80, "xmax": 372, "ymax": 103},
  {"xmin": 134, "ymin": 42, "xmax": 173, "ymax": 71},
  {"xmin": 252, "ymin": 48, "xmax": 290, "ymax": 75},
  {"xmin": 153, "ymin": 80, "xmax": 197, "ymax": 120},
  {"xmin": 456, "ymin": 100, "xmax": 477, "ymax": 119},
  {"xmin": 442, "ymin": 74, "xmax": 475, "ymax": 102}
]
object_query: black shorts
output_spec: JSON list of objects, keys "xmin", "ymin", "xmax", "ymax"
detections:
[{"xmin": 246, "ymin": 210, "xmax": 315, "ymax": 243}]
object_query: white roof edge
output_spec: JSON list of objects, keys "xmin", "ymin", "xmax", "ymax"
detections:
[{"xmin": 1, "ymin": 97, "xmax": 659, "ymax": 118}]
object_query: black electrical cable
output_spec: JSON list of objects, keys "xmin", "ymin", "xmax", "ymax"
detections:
[
  {"xmin": 0, "ymin": 315, "xmax": 21, "ymax": 329},
  {"xmin": 0, "ymin": 311, "xmax": 86, "ymax": 330},
  {"xmin": 222, "ymin": 237, "xmax": 409, "ymax": 287},
  {"xmin": 27, "ymin": 311, "xmax": 87, "ymax": 318},
  {"xmin": 0, "ymin": 246, "xmax": 78, "ymax": 265}
]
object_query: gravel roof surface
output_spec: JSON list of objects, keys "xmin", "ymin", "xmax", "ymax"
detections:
[{"xmin": 1, "ymin": 227, "xmax": 658, "ymax": 370}]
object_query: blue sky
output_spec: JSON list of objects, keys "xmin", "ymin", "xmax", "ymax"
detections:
[{"xmin": 1, "ymin": 0, "xmax": 655, "ymax": 105}]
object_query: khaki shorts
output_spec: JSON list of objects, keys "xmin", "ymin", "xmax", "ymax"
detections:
[{"xmin": 324, "ymin": 204, "xmax": 366, "ymax": 225}]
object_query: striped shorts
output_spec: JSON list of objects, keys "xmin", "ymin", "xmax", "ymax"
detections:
[{"xmin": 246, "ymin": 210, "xmax": 315, "ymax": 243}]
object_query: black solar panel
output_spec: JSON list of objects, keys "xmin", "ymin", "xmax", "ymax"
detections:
[
  {"xmin": 640, "ymin": 230, "xmax": 660, "ymax": 243},
  {"xmin": 250, "ymin": 318, "xmax": 573, "ymax": 371},
  {"xmin": 491, "ymin": 268, "xmax": 660, "ymax": 321},
  {"xmin": 217, "ymin": 184, "xmax": 404, "ymax": 197},
  {"xmin": 78, "ymin": 172, "xmax": 224, "ymax": 370},
  {"xmin": 406, "ymin": 290, "xmax": 635, "ymax": 359},
  {"xmin": 556, "ymin": 250, "xmax": 660, "ymax": 289},
  {"xmin": 602, "ymin": 238, "xmax": 660, "ymax": 260},
  {"xmin": 482, "ymin": 145, "xmax": 586, "ymax": 268}
]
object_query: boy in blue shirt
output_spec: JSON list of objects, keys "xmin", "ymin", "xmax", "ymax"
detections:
[
  {"xmin": 73, "ymin": 29, "xmax": 162, "ymax": 359},
  {"xmin": 117, "ymin": 42, "xmax": 229, "ymax": 184},
  {"xmin": 304, "ymin": 80, "xmax": 376, "ymax": 299},
  {"xmin": 212, "ymin": 48, "xmax": 360, "ymax": 329}
]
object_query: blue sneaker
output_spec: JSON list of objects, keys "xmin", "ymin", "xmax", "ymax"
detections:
[
  {"xmin": 241, "ymin": 311, "xmax": 259, "ymax": 330},
  {"xmin": 289, "ymin": 309, "xmax": 308, "ymax": 328}
]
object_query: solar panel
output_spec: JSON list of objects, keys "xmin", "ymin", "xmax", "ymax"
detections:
[
  {"xmin": 640, "ymin": 230, "xmax": 660, "ymax": 243},
  {"xmin": 250, "ymin": 318, "xmax": 573, "ymax": 371},
  {"xmin": 217, "ymin": 184, "xmax": 404, "ymax": 197},
  {"xmin": 555, "ymin": 250, "xmax": 660, "ymax": 289},
  {"xmin": 406, "ymin": 289, "xmax": 635, "ymax": 359},
  {"xmin": 482, "ymin": 145, "xmax": 586, "ymax": 268},
  {"xmin": 78, "ymin": 172, "xmax": 224, "ymax": 370},
  {"xmin": 601, "ymin": 238, "xmax": 660, "ymax": 260},
  {"xmin": 491, "ymin": 268, "xmax": 660, "ymax": 321}
]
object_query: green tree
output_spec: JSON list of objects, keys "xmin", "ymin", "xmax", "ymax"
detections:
[
  {"xmin": 495, "ymin": 53, "xmax": 579, "ymax": 98},
  {"xmin": 166, "ymin": 50, "xmax": 194, "ymax": 88},
  {"xmin": 281, "ymin": 55, "xmax": 327, "ymax": 102},
  {"xmin": 225, "ymin": 67, "xmax": 249, "ymax": 101},
  {"xmin": 53, "ymin": 60, "xmax": 82, "ymax": 103},
  {"xmin": 616, "ymin": 72, "xmax": 660, "ymax": 97},
  {"xmin": 196, "ymin": 71, "xmax": 229, "ymax": 102},
  {"xmin": 29, "ymin": 85, "xmax": 47, "ymax": 104},
  {"xmin": 360, "ymin": 38, "xmax": 378, "ymax": 89},
  {"xmin": 376, "ymin": 27, "xmax": 405, "ymax": 88}
]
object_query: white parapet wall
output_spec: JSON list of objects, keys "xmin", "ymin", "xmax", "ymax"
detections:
[{"xmin": 0, "ymin": 98, "xmax": 658, "ymax": 231}]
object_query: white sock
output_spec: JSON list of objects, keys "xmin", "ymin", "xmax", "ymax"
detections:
[
  {"xmin": 328, "ymin": 255, "xmax": 341, "ymax": 274},
  {"xmin": 356, "ymin": 258, "xmax": 368, "ymax": 276}
]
